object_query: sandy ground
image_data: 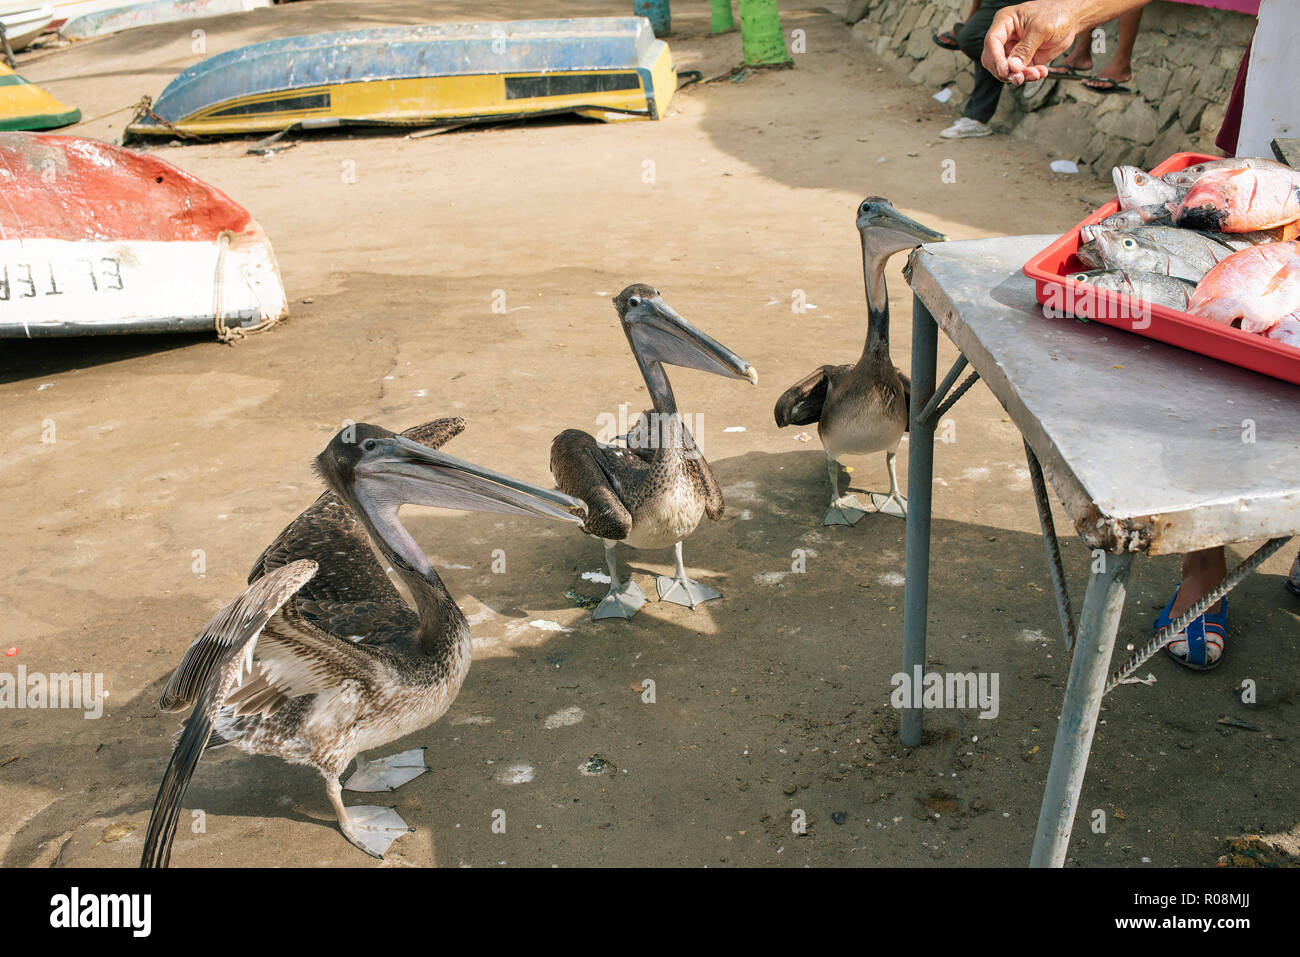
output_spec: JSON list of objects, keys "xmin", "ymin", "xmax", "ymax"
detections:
[{"xmin": 1, "ymin": 1, "xmax": 1295, "ymax": 868}]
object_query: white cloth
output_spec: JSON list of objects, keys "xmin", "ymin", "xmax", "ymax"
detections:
[{"xmin": 1237, "ymin": 0, "xmax": 1298, "ymax": 157}]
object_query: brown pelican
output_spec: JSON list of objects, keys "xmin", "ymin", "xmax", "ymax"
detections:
[
  {"xmin": 550, "ymin": 284, "xmax": 757, "ymax": 621},
  {"xmin": 140, "ymin": 418, "xmax": 584, "ymax": 866},
  {"xmin": 774, "ymin": 198, "xmax": 944, "ymax": 525}
]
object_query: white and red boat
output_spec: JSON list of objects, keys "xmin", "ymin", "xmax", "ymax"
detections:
[
  {"xmin": 0, "ymin": 3, "xmax": 56, "ymax": 50},
  {"xmin": 0, "ymin": 132, "xmax": 287, "ymax": 337}
]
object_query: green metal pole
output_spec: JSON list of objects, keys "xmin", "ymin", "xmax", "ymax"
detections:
[
  {"xmin": 738, "ymin": 0, "xmax": 790, "ymax": 65},
  {"xmin": 711, "ymin": 0, "xmax": 735, "ymax": 33}
]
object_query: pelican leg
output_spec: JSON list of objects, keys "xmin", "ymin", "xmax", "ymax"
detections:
[
  {"xmin": 343, "ymin": 747, "xmax": 431, "ymax": 793},
  {"xmin": 868, "ymin": 451, "xmax": 907, "ymax": 519},
  {"xmin": 823, "ymin": 456, "xmax": 867, "ymax": 526},
  {"xmin": 657, "ymin": 540, "xmax": 723, "ymax": 609},
  {"xmin": 326, "ymin": 775, "xmax": 413, "ymax": 859},
  {"xmin": 593, "ymin": 541, "xmax": 646, "ymax": 621}
]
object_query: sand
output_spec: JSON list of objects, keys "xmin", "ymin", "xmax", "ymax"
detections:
[{"xmin": 1, "ymin": 1, "xmax": 1295, "ymax": 868}]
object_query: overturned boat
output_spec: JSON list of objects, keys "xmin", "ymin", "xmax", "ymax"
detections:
[
  {"xmin": 0, "ymin": 3, "xmax": 56, "ymax": 51},
  {"xmin": 124, "ymin": 17, "xmax": 677, "ymax": 139},
  {"xmin": 0, "ymin": 132, "xmax": 287, "ymax": 338},
  {"xmin": 0, "ymin": 62, "xmax": 79, "ymax": 130},
  {"xmin": 60, "ymin": 0, "xmax": 270, "ymax": 42}
]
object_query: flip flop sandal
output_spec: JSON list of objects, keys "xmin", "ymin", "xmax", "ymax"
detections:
[
  {"xmin": 1154, "ymin": 586, "xmax": 1227, "ymax": 671},
  {"xmin": 1047, "ymin": 65, "xmax": 1089, "ymax": 80},
  {"xmin": 932, "ymin": 23, "xmax": 963, "ymax": 50},
  {"xmin": 1082, "ymin": 76, "xmax": 1132, "ymax": 94}
]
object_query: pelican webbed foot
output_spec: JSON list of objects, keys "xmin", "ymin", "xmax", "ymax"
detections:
[
  {"xmin": 823, "ymin": 456, "xmax": 867, "ymax": 526},
  {"xmin": 594, "ymin": 578, "xmax": 647, "ymax": 621},
  {"xmin": 343, "ymin": 747, "xmax": 430, "ymax": 793},
  {"xmin": 656, "ymin": 575, "xmax": 722, "ymax": 608},
  {"xmin": 823, "ymin": 497, "xmax": 868, "ymax": 526},
  {"xmin": 339, "ymin": 806, "xmax": 414, "ymax": 858},
  {"xmin": 592, "ymin": 541, "xmax": 645, "ymax": 621},
  {"xmin": 868, "ymin": 490, "xmax": 907, "ymax": 519},
  {"xmin": 328, "ymin": 776, "xmax": 414, "ymax": 858},
  {"xmin": 867, "ymin": 450, "xmax": 907, "ymax": 519},
  {"xmin": 656, "ymin": 541, "xmax": 721, "ymax": 609}
]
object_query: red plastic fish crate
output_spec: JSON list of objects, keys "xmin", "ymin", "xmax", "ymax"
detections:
[{"xmin": 1022, "ymin": 151, "xmax": 1300, "ymax": 386}]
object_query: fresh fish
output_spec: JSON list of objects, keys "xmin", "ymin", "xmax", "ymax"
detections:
[
  {"xmin": 1076, "ymin": 239, "xmax": 1104, "ymax": 269},
  {"xmin": 1188, "ymin": 241, "xmax": 1300, "ymax": 333},
  {"xmin": 1160, "ymin": 156, "xmax": 1290, "ymax": 188},
  {"xmin": 1089, "ymin": 226, "xmax": 1237, "ymax": 281},
  {"xmin": 1066, "ymin": 269, "xmax": 1196, "ymax": 311},
  {"xmin": 1107, "ymin": 224, "xmax": 1272, "ymax": 253},
  {"xmin": 1173, "ymin": 167, "xmax": 1300, "ymax": 232},
  {"xmin": 1098, "ymin": 204, "xmax": 1172, "ymax": 228},
  {"xmin": 1113, "ymin": 166, "xmax": 1186, "ymax": 210},
  {"xmin": 1265, "ymin": 316, "xmax": 1300, "ymax": 349}
]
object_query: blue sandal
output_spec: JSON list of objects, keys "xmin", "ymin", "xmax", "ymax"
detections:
[{"xmin": 1155, "ymin": 587, "xmax": 1227, "ymax": 671}]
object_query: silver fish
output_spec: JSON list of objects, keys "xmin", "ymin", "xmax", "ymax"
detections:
[
  {"xmin": 1114, "ymin": 166, "xmax": 1186, "ymax": 210},
  {"xmin": 1067, "ymin": 269, "xmax": 1196, "ymax": 311},
  {"xmin": 1097, "ymin": 203, "xmax": 1172, "ymax": 228},
  {"xmin": 1092, "ymin": 230, "xmax": 1225, "ymax": 282},
  {"xmin": 1076, "ymin": 240, "xmax": 1105, "ymax": 269},
  {"xmin": 1160, "ymin": 156, "xmax": 1290, "ymax": 188}
]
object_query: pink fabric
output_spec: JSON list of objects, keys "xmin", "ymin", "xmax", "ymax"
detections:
[
  {"xmin": 1215, "ymin": 38, "xmax": 1251, "ymax": 156},
  {"xmin": 1167, "ymin": 0, "xmax": 1259, "ymax": 13}
]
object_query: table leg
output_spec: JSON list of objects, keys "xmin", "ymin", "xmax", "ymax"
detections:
[
  {"xmin": 901, "ymin": 293, "xmax": 938, "ymax": 748},
  {"xmin": 1030, "ymin": 551, "xmax": 1133, "ymax": 867}
]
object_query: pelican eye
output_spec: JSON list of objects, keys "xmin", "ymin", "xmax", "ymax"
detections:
[
  {"xmin": 629, "ymin": 295, "xmax": 641, "ymax": 307},
  {"xmin": 361, "ymin": 438, "xmax": 378, "ymax": 452}
]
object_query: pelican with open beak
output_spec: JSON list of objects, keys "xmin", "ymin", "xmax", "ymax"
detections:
[{"xmin": 141, "ymin": 419, "xmax": 584, "ymax": 866}]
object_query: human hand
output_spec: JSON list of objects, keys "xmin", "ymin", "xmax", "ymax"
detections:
[{"xmin": 982, "ymin": 1, "xmax": 1080, "ymax": 85}]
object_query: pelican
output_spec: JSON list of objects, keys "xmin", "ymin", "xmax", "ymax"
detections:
[
  {"xmin": 140, "ymin": 418, "xmax": 584, "ymax": 866},
  {"xmin": 550, "ymin": 284, "xmax": 757, "ymax": 621},
  {"xmin": 775, "ymin": 198, "xmax": 944, "ymax": 525}
]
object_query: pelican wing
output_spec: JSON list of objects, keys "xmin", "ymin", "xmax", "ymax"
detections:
[
  {"xmin": 774, "ymin": 364, "xmax": 845, "ymax": 427},
  {"xmin": 143, "ymin": 559, "xmax": 318, "ymax": 868},
  {"xmin": 224, "ymin": 600, "xmax": 390, "ymax": 718},
  {"xmin": 550, "ymin": 429, "xmax": 643, "ymax": 540}
]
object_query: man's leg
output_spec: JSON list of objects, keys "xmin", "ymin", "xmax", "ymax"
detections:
[
  {"xmin": 956, "ymin": 1, "xmax": 1013, "ymax": 123},
  {"xmin": 1083, "ymin": 9, "xmax": 1143, "ymax": 87}
]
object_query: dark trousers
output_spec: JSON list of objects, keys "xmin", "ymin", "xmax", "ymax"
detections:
[{"xmin": 956, "ymin": 0, "xmax": 1018, "ymax": 124}]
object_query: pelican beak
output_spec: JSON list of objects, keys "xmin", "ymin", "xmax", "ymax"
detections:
[
  {"xmin": 359, "ymin": 437, "xmax": 586, "ymax": 524},
  {"xmin": 856, "ymin": 203, "xmax": 946, "ymax": 250},
  {"xmin": 625, "ymin": 296, "xmax": 757, "ymax": 385}
]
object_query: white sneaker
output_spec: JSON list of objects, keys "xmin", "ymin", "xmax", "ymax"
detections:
[{"xmin": 940, "ymin": 117, "xmax": 993, "ymax": 138}]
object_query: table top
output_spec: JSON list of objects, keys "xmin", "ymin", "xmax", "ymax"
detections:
[{"xmin": 905, "ymin": 235, "xmax": 1300, "ymax": 556}]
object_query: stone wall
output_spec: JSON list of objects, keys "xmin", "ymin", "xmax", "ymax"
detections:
[{"xmin": 845, "ymin": 0, "xmax": 1257, "ymax": 173}]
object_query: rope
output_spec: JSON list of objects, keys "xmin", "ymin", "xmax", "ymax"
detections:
[
  {"xmin": 126, "ymin": 96, "xmax": 204, "ymax": 142},
  {"xmin": 66, "ymin": 99, "xmax": 146, "ymax": 130},
  {"xmin": 1104, "ymin": 536, "xmax": 1291, "ymax": 694},
  {"xmin": 212, "ymin": 232, "xmax": 283, "ymax": 344}
]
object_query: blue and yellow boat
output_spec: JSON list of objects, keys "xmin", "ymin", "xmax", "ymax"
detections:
[{"xmin": 125, "ymin": 17, "xmax": 678, "ymax": 139}]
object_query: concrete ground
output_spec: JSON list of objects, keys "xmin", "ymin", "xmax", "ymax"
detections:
[{"xmin": 1, "ymin": 1, "xmax": 1295, "ymax": 868}]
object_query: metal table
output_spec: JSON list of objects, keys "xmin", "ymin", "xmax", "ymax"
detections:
[{"xmin": 900, "ymin": 235, "xmax": 1300, "ymax": 867}]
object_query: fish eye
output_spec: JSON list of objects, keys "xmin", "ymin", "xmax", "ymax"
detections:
[
  {"xmin": 361, "ymin": 438, "xmax": 377, "ymax": 452},
  {"xmin": 1133, "ymin": 174, "xmax": 1146, "ymax": 185},
  {"xmin": 1123, "ymin": 238, "xmax": 1136, "ymax": 248}
]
